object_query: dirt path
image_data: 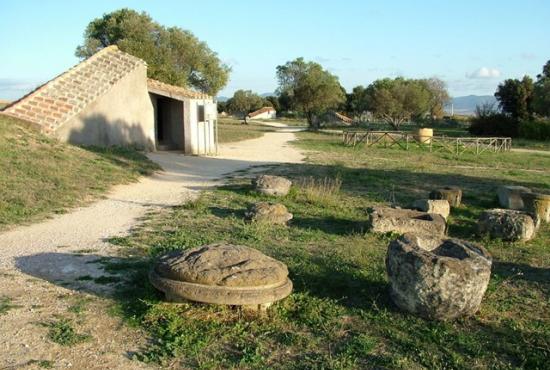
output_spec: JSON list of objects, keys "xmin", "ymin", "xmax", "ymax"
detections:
[
  {"xmin": 0, "ymin": 128, "xmax": 303, "ymax": 369},
  {"xmin": 511, "ymin": 148, "xmax": 550, "ymax": 155}
]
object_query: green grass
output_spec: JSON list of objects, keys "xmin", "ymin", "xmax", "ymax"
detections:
[
  {"xmin": 0, "ymin": 296, "xmax": 21, "ymax": 315},
  {"xmin": 43, "ymin": 317, "xmax": 91, "ymax": 346},
  {"xmin": 217, "ymin": 120, "xmax": 274, "ymax": 143},
  {"xmin": 0, "ymin": 114, "xmax": 160, "ymax": 229},
  {"xmin": 98, "ymin": 131, "xmax": 549, "ymax": 368},
  {"xmin": 512, "ymin": 138, "xmax": 550, "ymax": 151}
]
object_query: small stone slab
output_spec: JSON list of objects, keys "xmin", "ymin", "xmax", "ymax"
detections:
[
  {"xmin": 521, "ymin": 192, "xmax": 550, "ymax": 224},
  {"xmin": 429, "ymin": 186, "xmax": 462, "ymax": 207},
  {"xmin": 478, "ymin": 209, "xmax": 536, "ymax": 241},
  {"xmin": 386, "ymin": 233, "xmax": 492, "ymax": 320},
  {"xmin": 245, "ymin": 202, "xmax": 293, "ymax": 225},
  {"xmin": 253, "ymin": 175, "xmax": 292, "ymax": 196},
  {"xmin": 149, "ymin": 243, "xmax": 293, "ymax": 307},
  {"xmin": 412, "ymin": 199, "xmax": 450, "ymax": 220},
  {"xmin": 497, "ymin": 185, "xmax": 531, "ymax": 210},
  {"xmin": 368, "ymin": 206, "xmax": 446, "ymax": 237}
]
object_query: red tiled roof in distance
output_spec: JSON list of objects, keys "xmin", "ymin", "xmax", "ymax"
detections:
[
  {"xmin": 147, "ymin": 79, "xmax": 211, "ymax": 100},
  {"xmin": 248, "ymin": 106, "xmax": 276, "ymax": 118},
  {"xmin": 1, "ymin": 46, "xmax": 146, "ymax": 134}
]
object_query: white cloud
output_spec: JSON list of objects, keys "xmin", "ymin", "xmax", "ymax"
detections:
[{"xmin": 466, "ymin": 67, "xmax": 501, "ymax": 79}]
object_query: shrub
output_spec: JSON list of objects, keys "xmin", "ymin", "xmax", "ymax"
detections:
[
  {"xmin": 469, "ymin": 113, "xmax": 519, "ymax": 137},
  {"xmin": 518, "ymin": 119, "xmax": 550, "ymax": 141}
]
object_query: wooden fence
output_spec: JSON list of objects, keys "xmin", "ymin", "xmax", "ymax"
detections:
[{"xmin": 342, "ymin": 131, "xmax": 512, "ymax": 155}]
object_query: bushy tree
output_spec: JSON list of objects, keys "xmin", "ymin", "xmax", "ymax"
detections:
[
  {"xmin": 421, "ymin": 77, "xmax": 450, "ymax": 119},
  {"xmin": 76, "ymin": 8, "xmax": 230, "ymax": 95},
  {"xmin": 276, "ymin": 58, "xmax": 345, "ymax": 129},
  {"xmin": 226, "ymin": 90, "xmax": 264, "ymax": 123},
  {"xmin": 533, "ymin": 60, "xmax": 550, "ymax": 117},
  {"xmin": 264, "ymin": 96, "xmax": 280, "ymax": 111},
  {"xmin": 365, "ymin": 78, "xmax": 432, "ymax": 129},
  {"xmin": 494, "ymin": 76, "xmax": 534, "ymax": 120}
]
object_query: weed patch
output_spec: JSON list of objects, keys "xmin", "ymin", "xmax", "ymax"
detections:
[{"xmin": 43, "ymin": 318, "xmax": 91, "ymax": 346}]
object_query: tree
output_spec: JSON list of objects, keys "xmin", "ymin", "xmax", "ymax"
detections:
[
  {"xmin": 226, "ymin": 90, "xmax": 264, "ymax": 123},
  {"xmin": 494, "ymin": 76, "xmax": 534, "ymax": 120},
  {"xmin": 264, "ymin": 96, "xmax": 280, "ymax": 112},
  {"xmin": 533, "ymin": 60, "xmax": 550, "ymax": 117},
  {"xmin": 276, "ymin": 58, "xmax": 345, "ymax": 129},
  {"xmin": 76, "ymin": 8, "xmax": 230, "ymax": 95},
  {"xmin": 347, "ymin": 85, "xmax": 370, "ymax": 119},
  {"xmin": 365, "ymin": 78, "xmax": 432, "ymax": 129},
  {"xmin": 421, "ymin": 77, "xmax": 450, "ymax": 119}
]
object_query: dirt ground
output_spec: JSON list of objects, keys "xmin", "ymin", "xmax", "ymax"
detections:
[{"xmin": 0, "ymin": 128, "xmax": 303, "ymax": 369}]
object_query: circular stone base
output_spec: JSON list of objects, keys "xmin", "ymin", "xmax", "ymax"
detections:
[{"xmin": 149, "ymin": 269, "xmax": 293, "ymax": 306}]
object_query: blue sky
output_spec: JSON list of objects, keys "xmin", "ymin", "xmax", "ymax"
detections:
[{"xmin": 1, "ymin": 0, "xmax": 549, "ymax": 100}]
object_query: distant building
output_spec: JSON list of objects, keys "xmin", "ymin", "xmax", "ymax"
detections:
[
  {"xmin": 248, "ymin": 106, "xmax": 276, "ymax": 120},
  {"xmin": 1, "ymin": 46, "xmax": 217, "ymax": 155}
]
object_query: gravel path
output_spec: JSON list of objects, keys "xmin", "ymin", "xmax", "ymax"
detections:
[{"xmin": 0, "ymin": 127, "xmax": 303, "ymax": 369}]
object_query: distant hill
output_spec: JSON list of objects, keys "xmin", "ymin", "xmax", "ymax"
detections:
[{"xmin": 446, "ymin": 95, "xmax": 497, "ymax": 116}]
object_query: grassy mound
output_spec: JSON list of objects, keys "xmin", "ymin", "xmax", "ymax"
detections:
[{"xmin": 0, "ymin": 114, "xmax": 160, "ymax": 229}]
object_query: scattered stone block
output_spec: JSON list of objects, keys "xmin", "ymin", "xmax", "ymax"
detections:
[
  {"xmin": 245, "ymin": 202, "xmax": 293, "ymax": 225},
  {"xmin": 386, "ymin": 233, "xmax": 492, "ymax": 320},
  {"xmin": 497, "ymin": 185, "xmax": 531, "ymax": 210},
  {"xmin": 478, "ymin": 209, "xmax": 536, "ymax": 241},
  {"xmin": 149, "ymin": 243, "xmax": 293, "ymax": 309},
  {"xmin": 429, "ymin": 186, "xmax": 462, "ymax": 207},
  {"xmin": 368, "ymin": 206, "xmax": 446, "ymax": 237},
  {"xmin": 521, "ymin": 192, "xmax": 550, "ymax": 224},
  {"xmin": 253, "ymin": 175, "xmax": 292, "ymax": 196},
  {"xmin": 412, "ymin": 199, "xmax": 450, "ymax": 220}
]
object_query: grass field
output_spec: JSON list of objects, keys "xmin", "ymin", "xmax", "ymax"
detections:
[
  {"xmin": 218, "ymin": 117, "xmax": 274, "ymax": 143},
  {"xmin": 100, "ymin": 131, "xmax": 549, "ymax": 369},
  {"xmin": 0, "ymin": 114, "xmax": 160, "ymax": 229}
]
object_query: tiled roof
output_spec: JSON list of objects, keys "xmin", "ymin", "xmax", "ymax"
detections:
[
  {"xmin": 147, "ymin": 79, "xmax": 211, "ymax": 100},
  {"xmin": 334, "ymin": 112, "xmax": 353, "ymax": 123},
  {"xmin": 248, "ymin": 106, "xmax": 276, "ymax": 118},
  {"xmin": 1, "ymin": 46, "xmax": 146, "ymax": 133}
]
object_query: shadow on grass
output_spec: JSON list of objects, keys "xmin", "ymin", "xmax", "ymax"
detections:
[
  {"xmin": 289, "ymin": 252, "xmax": 393, "ymax": 311},
  {"xmin": 492, "ymin": 261, "xmax": 550, "ymax": 296},
  {"xmin": 290, "ymin": 216, "xmax": 366, "ymax": 236},
  {"xmin": 81, "ymin": 145, "xmax": 161, "ymax": 176}
]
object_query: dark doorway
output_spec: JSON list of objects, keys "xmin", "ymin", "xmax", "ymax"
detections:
[{"xmin": 152, "ymin": 95, "xmax": 185, "ymax": 151}]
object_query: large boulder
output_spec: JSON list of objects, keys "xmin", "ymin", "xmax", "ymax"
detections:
[
  {"xmin": 478, "ymin": 209, "xmax": 536, "ymax": 241},
  {"xmin": 386, "ymin": 234, "xmax": 492, "ymax": 320},
  {"xmin": 253, "ymin": 175, "xmax": 292, "ymax": 196},
  {"xmin": 368, "ymin": 206, "xmax": 446, "ymax": 237},
  {"xmin": 245, "ymin": 202, "xmax": 293, "ymax": 225},
  {"xmin": 497, "ymin": 185, "xmax": 531, "ymax": 210},
  {"xmin": 149, "ymin": 243, "xmax": 293, "ymax": 309},
  {"xmin": 521, "ymin": 192, "xmax": 550, "ymax": 224},
  {"xmin": 429, "ymin": 186, "xmax": 462, "ymax": 207},
  {"xmin": 412, "ymin": 199, "xmax": 450, "ymax": 220}
]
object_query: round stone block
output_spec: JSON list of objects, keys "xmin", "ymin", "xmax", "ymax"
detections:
[
  {"xmin": 478, "ymin": 209, "xmax": 536, "ymax": 241},
  {"xmin": 149, "ymin": 243, "xmax": 293, "ymax": 307},
  {"xmin": 386, "ymin": 234, "xmax": 492, "ymax": 320},
  {"xmin": 429, "ymin": 186, "xmax": 462, "ymax": 207},
  {"xmin": 521, "ymin": 192, "xmax": 550, "ymax": 224},
  {"xmin": 253, "ymin": 175, "xmax": 292, "ymax": 196},
  {"xmin": 245, "ymin": 202, "xmax": 293, "ymax": 225}
]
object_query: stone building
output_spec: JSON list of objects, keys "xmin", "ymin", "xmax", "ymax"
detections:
[{"xmin": 1, "ymin": 46, "xmax": 217, "ymax": 155}]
